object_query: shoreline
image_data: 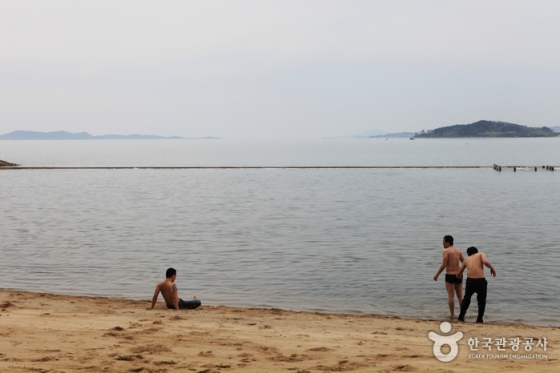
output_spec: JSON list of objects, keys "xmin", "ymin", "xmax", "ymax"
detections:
[
  {"xmin": 1, "ymin": 289, "xmax": 558, "ymax": 372},
  {"xmin": 2, "ymin": 287, "xmax": 558, "ymax": 328}
]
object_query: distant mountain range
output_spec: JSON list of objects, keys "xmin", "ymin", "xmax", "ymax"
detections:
[
  {"xmin": 552, "ymin": 126, "xmax": 560, "ymax": 132},
  {"xmin": 353, "ymin": 129, "xmax": 388, "ymax": 138},
  {"xmin": 369, "ymin": 132, "xmax": 415, "ymax": 138},
  {"xmin": 0, "ymin": 130, "xmax": 220, "ymax": 140},
  {"xmin": 415, "ymin": 120, "xmax": 559, "ymax": 138}
]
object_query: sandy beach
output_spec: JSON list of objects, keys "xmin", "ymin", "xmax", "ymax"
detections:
[{"xmin": 0, "ymin": 289, "xmax": 558, "ymax": 373}]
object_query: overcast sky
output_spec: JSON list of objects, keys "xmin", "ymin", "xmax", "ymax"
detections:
[{"xmin": 1, "ymin": 1, "xmax": 559, "ymax": 138}]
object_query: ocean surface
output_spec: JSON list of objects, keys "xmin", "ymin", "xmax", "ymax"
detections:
[
  {"xmin": 1, "ymin": 138, "xmax": 559, "ymax": 326},
  {"xmin": 1, "ymin": 137, "xmax": 560, "ymax": 167}
]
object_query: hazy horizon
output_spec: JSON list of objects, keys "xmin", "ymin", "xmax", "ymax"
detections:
[{"xmin": 1, "ymin": 1, "xmax": 559, "ymax": 139}]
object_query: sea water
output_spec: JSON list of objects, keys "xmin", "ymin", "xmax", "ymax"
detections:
[{"xmin": 0, "ymin": 138, "xmax": 559, "ymax": 325}]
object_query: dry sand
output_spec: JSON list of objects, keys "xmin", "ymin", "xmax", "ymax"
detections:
[{"xmin": 0, "ymin": 289, "xmax": 558, "ymax": 373}]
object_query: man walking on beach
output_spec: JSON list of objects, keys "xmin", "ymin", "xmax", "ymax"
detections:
[
  {"xmin": 457, "ymin": 247, "xmax": 496, "ymax": 323},
  {"xmin": 146, "ymin": 268, "xmax": 201, "ymax": 311},
  {"xmin": 433, "ymin": 235, "xmax": 465, "ymax": 319}
]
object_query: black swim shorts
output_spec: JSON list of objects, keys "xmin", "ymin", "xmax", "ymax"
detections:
[
  {"xmin": 445, "ymin": 274, "xmax": 463, "ymax": 284},
  {"xmin": 166, "ymin": 299, "xmax": 202, "ymax": 310}
]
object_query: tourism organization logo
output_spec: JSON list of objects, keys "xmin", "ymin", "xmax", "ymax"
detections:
[
  {"xmin": 428, "ymin": 322, "xmax": 549, "ymax": 362},
  {"xmin": 428, "ymin": 322, "xmax": 464, "ymax": 362},
  {"xmin": 466, "ymin": 336, "xmax": 548, "ymax": 360}
]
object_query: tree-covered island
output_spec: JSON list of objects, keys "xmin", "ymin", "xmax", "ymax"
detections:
[{"xmin": 415, "ymin": 120, "xmax": 558, "ymax": 138}]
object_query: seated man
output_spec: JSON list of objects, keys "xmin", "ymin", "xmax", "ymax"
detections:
[{"xmin": 146, "ymin": 268, "xmax": 201, "ymax": 310}]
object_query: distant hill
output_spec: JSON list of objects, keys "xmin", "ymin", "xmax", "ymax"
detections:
[
  {"xmin": 0, "ymin": 130, "xmax": 219, "ymax": 140},
  {"xmin": 369, "ymin": 132, "xmax": 415, "ymax": 138},
  {"xmin": 0, "ymin": 159, "xmax": 18, "ymax": 167},
  {"xmin": 415, "ymin": 120, "xmax": 558, "ymax": 138},
  {"xmin": 353, "ymin": 129, "xmax": 387, "ymax": 138},
  {"xmin": 552, "ymin": 126, "xmax": 560, "ymax": 133}
]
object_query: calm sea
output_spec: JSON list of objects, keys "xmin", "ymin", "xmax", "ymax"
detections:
[{"xmin": 1, "ymin": 138, "xmax": 559, "ymax": 325}]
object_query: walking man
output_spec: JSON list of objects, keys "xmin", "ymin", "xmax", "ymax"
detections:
[
  {"xmin": 457, "ymin": 247, "xmax": 497, "ymax": 323},
  {"xmin": 433, "ymin": 235, "xmax": 465, "ymax": 319}
]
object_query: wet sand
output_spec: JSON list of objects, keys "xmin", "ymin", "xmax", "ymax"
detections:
[{"xmin": 0, "ymin": 289, "xmax": 558, "ymax": 372}]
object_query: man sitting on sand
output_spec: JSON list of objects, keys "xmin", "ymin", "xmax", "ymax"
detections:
[
  {"xmin": 433, "ymin": 235, "xmax": 465, "ymax": 319},
  {"xmin": 146, "ymin": 268, "xmax": 201, "ymax": 311},
  {"xmin": 457, "ymin": 247, "xmax": 496, "ymax": 323}
]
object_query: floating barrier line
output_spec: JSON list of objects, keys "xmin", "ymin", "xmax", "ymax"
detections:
[{"xmin": 0, "ymin": 166, "xmax": 557, "ymax": 170}]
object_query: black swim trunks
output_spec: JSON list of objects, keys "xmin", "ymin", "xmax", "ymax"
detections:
[{"xmin": 445, "ymin": 274, "xmax": 463, "ymax": 284}]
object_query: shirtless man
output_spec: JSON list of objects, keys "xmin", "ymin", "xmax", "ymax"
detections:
[
  {"xmin": 433, "ymin": 235, "xmax": 465, "ymax": 318},
  {"xmin": 146, "ymin": 268, "xmax": 201, "ymax": 311},
  {"xmin": 457, "ymin": 247, "xmax": 496, "ymax": 323}
]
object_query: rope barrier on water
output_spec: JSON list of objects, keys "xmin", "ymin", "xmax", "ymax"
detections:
[
  {"xmin": 493, "ymin": 164, "xmax": 556, "ymax": 172},
  {"xmin": 0, "ymin": 166, "xmax": 558, "ymax": 170}
]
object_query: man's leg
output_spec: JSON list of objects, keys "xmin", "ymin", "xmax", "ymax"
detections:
[
  {"xmin": 455, "ymin": 282, "xmax": 463, "ymax": 308},
  {"xmin": 476, "ymin": 279, "xmax": 488, "ymax": 323},
  {"xmin": 178, "ymin": 298, "xmax": 202, "ymax": 310},
  {"xmin": 445, "ymin": 282, "xmax": 456, "ymax": 317},
  {"xmin": 458, "ymin": 280, "xmax": 475, "ymax": 321}
]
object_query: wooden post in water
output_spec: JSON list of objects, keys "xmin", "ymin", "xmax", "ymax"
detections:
[
  {"xmin": 535, "ymin": 167, "xmax": 537, "ymax": 172},
  {"xmin": 513, "ymin": 166, "xmax": 516, "ymax": 172}
]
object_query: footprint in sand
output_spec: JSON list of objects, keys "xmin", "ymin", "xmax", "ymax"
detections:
[
  {"xmin": 32, "ymin": 356, "xmax": 54, "ymax": 362},
  {"xmin": 307, "ymin": 347, "xmax": 334, "ymax": 352},
  {"xmin": 394, "ymin": 364, "xmax": 417, "ymax": 372},
  {"xmin": 116, "ymin": 354, "xmax": 143, "ymax": 361},
  {"xmin": 0, "ymin": 301, "xmax": 16, "ymax": 308},
  {"xmin": 130, "ymin": 344, "xmax": 171, "ymax": 354},
  {"xmin": 153, "ymin": 360, "xmax": 177, "ymax": 365}
]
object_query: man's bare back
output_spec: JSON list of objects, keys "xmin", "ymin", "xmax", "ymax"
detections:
[
  {"xmin": 439, "ymin": 246, "xmax": 463, "ymax": 276},
  {"xmin": 433, "ymin": 239, "xmax": 465, "ymax": 281},
  {"xmin": 458, "ymin": 252, "xmax": 496, "ymax": 279},
  {"xmin": 457, "ymin": 247, "xmax": 496, "ymax": 323},
  {"xmin": 156, "ymin": 279, "xmax": 179, "ymax": 309},
  {"xmin": 433, "ymin": 236, "xmax": 465, "ymax": 318}
]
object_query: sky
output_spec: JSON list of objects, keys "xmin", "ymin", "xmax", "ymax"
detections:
[{"xmin": 1, "ymin": 1, "xmax": 560, "ymax": 138}]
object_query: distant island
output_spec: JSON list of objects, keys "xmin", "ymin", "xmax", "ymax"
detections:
[
  {"xmin": 369, "ymin": 132, "xmax": 415, "ymax": 139},
  {"xmin": 0, "ymin": 130, "xmax": 220, "ymax": 140},
  {"xmin": 552, "ymin": 126, "xmax": 560, "ymax": 133},
  {"xmin": 0, "ymin": 159, "xmax": 18, "ymax": 167},
  {"xmin": 415, "ymin": 120, "xmax": 559, "ymax": 138}
]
